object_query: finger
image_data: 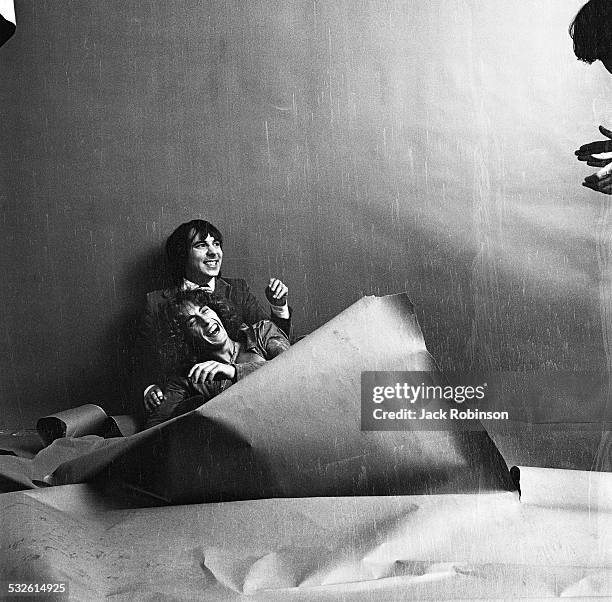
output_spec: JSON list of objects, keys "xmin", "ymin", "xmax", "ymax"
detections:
[
  {"xmin": 588, "ymin": 140, "xmax": 612, "ymax": 152},
  {"xmin": 191, "ymin": 362, "xmax": 213, "ymax": 384},
  {"xmin": 265, "ymin": 282, "xmax": 275, "ymax": 300},
  {"xmin": 583, "ymin": 179, "xmax": 612, "ymax": 192},
  {"xmin": 586, "ymin": 183, "xmax": 612, "ymax": 194},
  {"xmin": 144, "ymin": 392, "xmax": 155, "ymax": 409},
  {"xmin": 575, "ymin": 142, "xmax": 612, "ymax": 155},
  {"xmin": 201, "ymin": 364, "xmax": 216, "ymax": 383},
  {"xmin": 206, "ymin": 365, "xmax": 220, "ymax": 382},
  {"xmin": 600, "ymin": 125, "xmax": 612, "ymax": 139},
  {"xmin": 583, "ymin": 175, "xmax": 602, "ymax": 188},
  {"xmin": 189, "ymin": 365, "xmax": 204, "ymax": 382},
  {"xmin": 575, "ymin": 153, "xmax": 607, "ymax": 162},
  {"xmin": 575, "ymin": 144, "xmax": 600, "ymax": 155},
  {"xmin": 584, "ymin": 175, "xmax": 612, "ymax": 187},
  {"xmin": 272, "ymin": 280, "xmax": 287, "ymax": 298},
  {"xmin": 188, "ymin": 363, "xmax": 207, "ymax": 379},
  {"xmin": 586, "ymin": 159, "xmax": 612, "ymax": 167}
]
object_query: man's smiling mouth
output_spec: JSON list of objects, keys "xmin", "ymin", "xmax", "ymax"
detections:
[{"xmin": 205, "ymin": 323, "xmax": 220, "ymax": 336}]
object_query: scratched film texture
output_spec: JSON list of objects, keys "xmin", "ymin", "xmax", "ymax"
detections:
[{"xmin": 0, "ymin": 0, "xmax": 609, "ymax": 428}]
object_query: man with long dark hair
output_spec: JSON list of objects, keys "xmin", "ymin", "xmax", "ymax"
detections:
[{"xmin": 143, "ymin": 289, "xmax": 289, "ymax": 427}]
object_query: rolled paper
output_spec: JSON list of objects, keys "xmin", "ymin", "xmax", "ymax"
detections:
[{"xmin": 36, "ymin": 404, "xmax": 108, "ymax": 446}]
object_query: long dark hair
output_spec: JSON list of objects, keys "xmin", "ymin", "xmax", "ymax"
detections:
[{"xmin": 160, "ymin": 289, "xmax": 242, "ymax": 372}]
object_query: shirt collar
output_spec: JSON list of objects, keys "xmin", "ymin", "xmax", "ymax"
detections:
[{"xmin": 182, "ymin": 276, "xmax": 215, "ymax": 292}]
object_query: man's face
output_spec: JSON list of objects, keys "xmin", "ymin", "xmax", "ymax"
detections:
[
  {"xmin": 185, "ymin": 233, "xmax": 223, "ymax": 282},
  {"xmin": 179, "ymin": 302, "xmax": 229, "ymax": 348}
]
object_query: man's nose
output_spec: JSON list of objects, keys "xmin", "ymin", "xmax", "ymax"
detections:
[
  {"xmin": 205, "ymin": 246, "xmax": 218, "ymax": 256},
  {"xmin": 196, "ymin": 309, "xmax": 211, "ymax": 322}
]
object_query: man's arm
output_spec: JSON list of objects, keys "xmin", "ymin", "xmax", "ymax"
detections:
[
  {"xmin": 233, "ymin": 355, "xmax": 268, "ymax": 381},
  {"xmin": 135, "ymin": 294, "xmax": 167, "ymax": 418},
  {"xmin": 137, "ymin": 291, "xmax": 179, "ymax": 421},
  {"xmin": 258, "ymin": 319, "xmax": 291, "ymax": 359},
  {"xmin": 231, "ymin": 320, "xmax": 290, "ymax": 381},
  {"xmin": 265, "ymin": 277, "xmax": 292, "ymax": 337},
  {"xmin": 227, "ymin": 277, "xmax": 292, "ymax": 337}
]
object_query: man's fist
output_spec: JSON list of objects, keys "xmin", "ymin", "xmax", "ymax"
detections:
[
  {"xmin": 144, "ymin": 385, "xmax": 165, "ymax": 412},
  {"xmin": 265, "ymin": 277, "xmax": 288, "ymax": 306}
]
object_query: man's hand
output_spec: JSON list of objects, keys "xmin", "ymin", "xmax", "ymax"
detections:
[
  {"xmin": 189, "ymin": 360, "xmax": 236, "ymax": 385},
  {"xmin": 583, "ymin": 162, "xmax": 612, "ymax": 194},
  {"xmin": 144, "ymin": 385, "xmax": 165, "ymax": 412},
  {"xmin": 576, "ymin": 126, "xmax": 612, "ymax": 194},
  {"xmin": 575, "ymin": 125, "xmax": 612, "ymax": 167},
  {"xmin": 265, "ymin": 277, "xmax": 288, "ymax": 306}
]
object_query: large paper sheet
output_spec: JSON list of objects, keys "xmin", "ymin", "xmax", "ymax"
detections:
[
  {"xmin": 49, "ymin": 294, "xmax": 512, "ymax": 503},
  {"xmin": 1, "ymin": 466, "xmax": 610, "ymax": 600}
]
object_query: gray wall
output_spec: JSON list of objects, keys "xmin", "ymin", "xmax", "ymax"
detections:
[{"xmin": 1, "ymin": 0, "xmax": 608, "ymax": 429}]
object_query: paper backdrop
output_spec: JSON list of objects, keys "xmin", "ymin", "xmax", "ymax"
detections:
[{"xmin": 1, "ymin": 1, "xmax": 609, "ymax": 428}]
